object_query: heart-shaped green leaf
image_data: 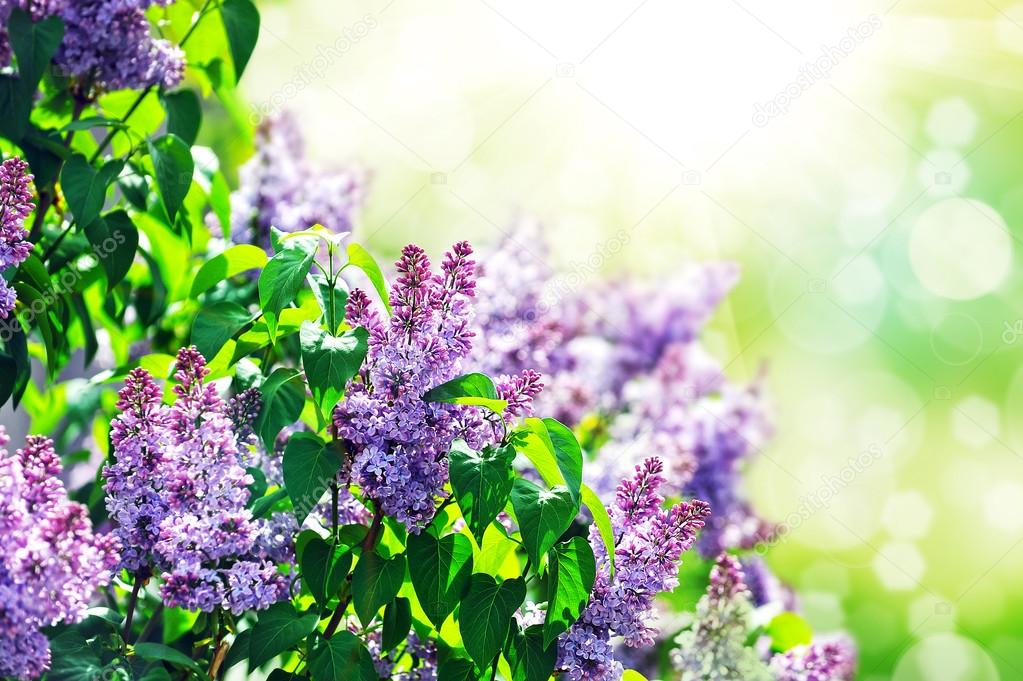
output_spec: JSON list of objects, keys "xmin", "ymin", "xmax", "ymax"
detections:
[
  {"xmin": 459, "ymin": 574, "xmax": 526, "ymax": 667},
  {"xmin": 407, "ymin": 530, "xmax": 474, "ymax": 628},
  {"xmin": 352, "ymin": 550, "xmax": 406, "ymax": 625},
  {"xmin": 300, "ymin": 322, "xmax": 368, "ymax": 419},
  {"xmin": 282, "ymin": 432, "xmax": 341, "ymax": 526},
  {"xmin": 308, "ymin": 632, "xmax": 377, "ymax": 681},
  {"xmin": 542, "ymin": 536, "xmax": 596, "ymax": 646},
  {"xmin": 510, "ymin": 479, "xmax": 577, "ymax": 569},
  {"xmin": 448, "ymin": 441, "xmax": 515, "ymax": 544},
  {"xmin": 248, "ymin": 602, "xmax": 319, "ymax": 669}
]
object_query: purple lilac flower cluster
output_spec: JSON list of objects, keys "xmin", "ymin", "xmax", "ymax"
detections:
[
  {"xmin": 474, "ymin": 230, "xmax": 773, "ymax": 556},
  {"xmin": 557, "ymin": 458, "xmax": 710, "ymax": 681},
  {"xmin": 770, "ymin": 638, "xmax": 857, "ymax": 681},
  {"xmin": 0, "ymin": 0, "xmax": 184, "ymax": 91},
  {"xmin": 0, "ymin": 156, "xmax": 33, "ymax": 319},
  {"xmin": 220, "ymin": 113, "xmax": 365, "ymax": 251},
  {"xmin": 335, "ymin": 242, "xmax": 541, "ymax": 532},
  {"xmin": 0, "ymin": 426, "xmax": 119, "ymax": 681},
  {"xmin": 104, "ymin": 348, "xmax": 291, "ymax": 614}
]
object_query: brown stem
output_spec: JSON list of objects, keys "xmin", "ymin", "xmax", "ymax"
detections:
[
  {"xmin": 322, "ymin": 505, "xmax": 384, "ymax": 639},
  {"xmin": 123, "ymin": 576, "xmax": 143, "ymax": 641},
  {"xmin": 208, "ymin": 639, "xmax": 230, "ymax": 679}
]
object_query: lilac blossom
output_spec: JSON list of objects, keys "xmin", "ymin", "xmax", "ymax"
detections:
[
  {"xmin": 219, "ymin": 113, "xmax": 364, "ymax": 251},
  {"xmin": 335, "ymin": 242, "xmax": 532, "ymax": 532},
  {"xmin": 104, "ymin": 347, "xmax": 291, "ymax": 614},
  {"xmin": 364, "ymin": 629, "xmax": 438, "ymax": 681},
  {"xmin": 0, "ymin": 156, "xmax": 33, "ymax": 319},
  {"xmin": 557, "ymin": 458, "xmax": 710, "ymax": 680},
  {"xmin": 770, "ymin": 638, "xmax": 857, "ymax": 681},
  {"xmin": 671, "ymin": 552, "xmax": 773, "ymax": 681},
  {"xmin": 0, "ymin": 1, "xmax": 184, "ymax": 91},
  {"xmin": 0, "ymin": 427, "xmax": 119, "ymax": 680}
]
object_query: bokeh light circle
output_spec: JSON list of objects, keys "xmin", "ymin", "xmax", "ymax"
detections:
[
  {"xmin": 892, "ymin": 633, "xmax": 999, "ymax": 681},
  {"xmin": 908, "ymin": 199, "xmax": 1012, "ymax": 300}
]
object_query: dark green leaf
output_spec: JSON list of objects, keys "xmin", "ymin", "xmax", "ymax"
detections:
[
  {"xmin": 458, "ymin": 574, "xmax": 525, "ymax": 667},
  {"xmin": 423, "ymin": 373, "xmax": 507, "ymax": 414},
  {"xmin": 282, "ymin": 432, "xmax": 341, "ymax": 526},
  {"xmin": 448, "ymin": 441, "xmax": 515, "ymax": 544},
  {"xmin": 255, "ymin": 367, "xmax": 305, "ymax": 451},
  {"xmin": 61, "ymin": 155, "xmax": 123, "ymax": 228},
  {"xmin": 69, "ymin": 293, "xmax": 97, "ymax": 365},
  {"xmin": 407, "ymin": 530, "xmax": 474, "ymax": 629},
  {"xmin": 191, "ymin": 300, "xmax": 253, "ymax": 360},
  {"xmin": 507, "ymin": 625, "xmax": 558, "ymax": 681},
  {"xmin": 46, "ymin": 630, "xmax": 104, "ymax": 681},
  {"xmin": 84, "ymin": 209, "xmax": 138, "ymax": 291},
  {"xmin": 309, "ymin": 632, "xmax": 377, "ymax": 681},
  {"xmin": 382, "ymin": 597, "xmax": 412, "ymax": 651},
  {"xmin": 352, "ymin": 549, "xmax": 406, "ymax": 625},
  {"xmin": 8, "ymin": 9, "xmax": 63, "ymax": 89},
  {"xmin": 161, "ymin": 90, "xmax": 202, "ymax": 146},
  {"xmin": 60, "ymin": 116, "xmax": 126, "ymax": 133},
  {"xmin": 301, "ymin": 536, "xmax": 353, "ymax": 606},
  {"xmin": 510, "ymin": 479, "xmax": 576, "ymax": 569},
  {"xmin": 250, "ymin": 487, "xmax": 288, "ymax": 519},
  {"xmin": 300, "ymin": 322, "xmax": 368, "ymax": 419},
  {"xmin": 148, "ymin": 134, "xmax": 194, "ymax": 222},
  {"xmin": 437, "ymin": 657, "xmax": 479, "ymax": 681},
  {"xmin": 258, "ymin": 234, "xmax": 318, "ymax": 341},
  {"xmin": 346, "ymin": 242, "xmax": 391, "ymax": 314},
  {"xmin": 221, "ymin": 0, "xmax": 260, "ymax": 81},
  {"xmin": 542, "ymin": 536, "xmax": 596, "ymax": 646},
  {"xmin": 133, "ymin": 642, "xmax": 204, "ymax": 674},
  {"xmin": 190, "ymin": 243, "xmax": 268, "ymax": 297},
  {"xmin": 248, "ymin": 602, "xmax": 319, "ymax": 669}
]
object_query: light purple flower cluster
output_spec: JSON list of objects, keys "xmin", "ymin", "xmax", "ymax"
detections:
[
  {"xmin": 0, "ymin": 156, "xmax": 33, "ymax": 320},
  {"xmin": 671, "ymin": 552, "xmax": 773, "ymax": 681},
  {"xmin": 221, "ymin": 113, "xmax": 365, "ymax": 251},
  {"xmin": 672, "ymin": 553, "xmax": 856, "ymax": 681},
  {"xmin": 0, "ymin": 0, "xmax": 184, "ymax": 91},
  {"xmin": 0, "ymin": 426, "xmax": 119, "ymax": 681},
  {"xmin": 770, "ymin": 638, "xmax": 857, "ymax": 681},
  {"xmin": 557, "ymin": 458, "xmax": 710, "ymax": 681},
  {"xmin": 335, "ymin": 242, "xmax": 539, "ymax": 532},
  {"xmin": 104, "ymin": 347, "xmax": 291, "ymax": 614}
]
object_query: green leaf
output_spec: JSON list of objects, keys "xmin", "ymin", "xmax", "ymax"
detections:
[
  {"xmin": 190, "ymin": 244, "xmax": 268, "ymax": 297},
  {"xmin": 8, "ymin": 9, "xmax": 63, "ymax": 90},
  {"xmin": 458, "ymin": 574, "xmax": 525, "ymax": 667},
  {"xmin": 300, "ymin": 322, "xmax": 368, "ymax": 419},
  {"xmin": 46, "ymin": 630, "xmax": 104, "ymax": 681},
  {"xmin": 622, "ymin": 671, "xmax": 650, "ymax": 681},
  {"xmin": 309, "ymin": 272, "xmax": 349, "ymax": 335},
  {"xmin": 407, "ymin": 530, "xmax": 474, "ymax": 629},
  {"xmin": 381, "ymin": 596, "xmax": 412, "ymax": 651},
  {"xmin": 148, "ymin": 134, "xmax": 194, "ymax": 222},
  {"xmin": 282, "ymin": 432, "xmax": 341, "ymax": 526},
  {"xmin": 83, "ymin": 210, "xmax": 139, "ymax": 291},
  {"xmin": 352, "ymin": 549, "xmax": 406, "ymax": 625},
  {"xmin": 581, "ymin": 483, "xmax": 615, "ymax": 577},
  {"xmin": 161, "ymin": 90, "xmax": 202, "ymax": 146},
  {"xmin": 346, "ymin": 242, "xmax": 391, "ymax": 314},
  {"xmin": 542, "ymin": 537, "xmax": 596, "ymax": 646},
  {"xmin": 60, "ymin": 116, "xmax": 125, "ymax": 133},
  {"xmin": 248, "ymin": 602, "xmax": 319, "ymax": 669},
  {"xmin": 308, "ymin": 632, "xmax": 378, "ymax": 681},
  {"xmin": 423, "ymin": 373, "xmax": 508, "ymax": 414},
  {"xmin": 767, "ymin": 612, "xmax": 813, "ymax": 652},
  {"xmin": 538, "ymin": 418, "xmax": 583, "ymax": 504},
  {"xmin": 448, "ymin": 441, "xmax": 515, "ymax": 544},
  {"xmin": 437, "ymin": 658, "xmax": 479, "ymax": 681},
  {"xmin": 221, "ymin": 0, "xmax": 260, "ymax": 81},
  {"xmin": 191, "ymin": 300, "xmax": 252, "ymax": 360},
  {"xmin": 258, "ymin": 234, "xmax": 318, "ymax": 341},
  {"xmin": 506, "ymin": 625, "xmax": 558, "ymax": 681},
  {"xmin": 510, "ymin": 479, "xmax": 576, "ymax": 569},
  {"xmin": 250, "ymin": 487, "xmax": 288, "ymax": 519},
  {"xmin": 133, "ymin": 642, "xmax": 204, "ymax": 675},
  {"xmin": 301, "ymin": 536, "xmax": 352, "ymax": 606},
  {"xmin": 61, "ymin": 155, "xmax": 123, "ymax": 228}
]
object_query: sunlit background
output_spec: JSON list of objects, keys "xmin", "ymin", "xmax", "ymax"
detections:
[{"xmin": 232, "ymin": 1, "xmax": 1023, "ymax": 678}]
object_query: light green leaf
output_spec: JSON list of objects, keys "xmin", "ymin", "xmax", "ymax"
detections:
[
  {"xmin": 258, "ymin": 234, "xmax": 318, "ymax": 341},
  {"xmin": 191, "ymin": 300, "xmax": 253, "ymax": 360},
  {"xmin": 191, "ymin": 244, "xmax": 268, "ymax": 297},
  {"xmin": 581, "ymin": 483, "xmax": 615, "ymax": 577},
  {"xmin": 61, "ymin": 155, "xmax": 122, "ymax": 228},
  {"xmin": 345, "ymin": 242, "xmax": 391, "ymax": 314},
  {"xmin": 300, "ymin": 322, "xmax": 368, "ymax": 420},
  {"xmin": 423, "ymin": 373, "xmax": 507, "ymax": 415},
  {"xmin": 148, "ymin": 134, "xmax": 194, "ymax": 222}
]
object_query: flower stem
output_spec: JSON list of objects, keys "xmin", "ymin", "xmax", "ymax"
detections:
[
  {"xmin": 323, "ymin": 505, "xmax": 384, "ymax": 639},
  {"xmin": 123, "ymin": 575, "xmax": 143, "ymax": 641}
]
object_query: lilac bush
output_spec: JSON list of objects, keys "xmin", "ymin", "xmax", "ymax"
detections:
[{"xmin": 0, "ymin": 427, "xmax": 119, "ymax": 680}]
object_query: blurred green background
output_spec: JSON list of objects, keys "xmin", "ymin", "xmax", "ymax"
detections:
[{"xmin": 223, "ymin": 1, "xmax": 1023, "ymax": 678}]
